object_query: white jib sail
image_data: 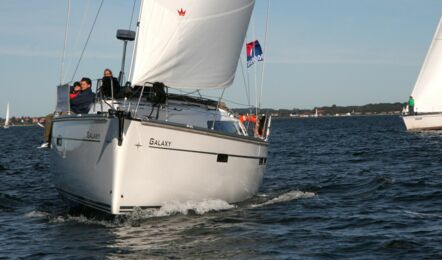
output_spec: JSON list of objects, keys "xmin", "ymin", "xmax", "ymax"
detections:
[
  {"xmin": 5, "ymin": 103, "xmax": 9, "ymax": 127},
  {"xmin": 411, "ymin": 17, "xmax": 442, "ymax": 113},
  {"xmin": 130, "ymin": 0, "xmax": 255, "ymax": 89}
]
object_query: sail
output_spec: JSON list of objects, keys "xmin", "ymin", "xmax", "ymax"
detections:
[
  {"xmin": 4, "ymin": 103, "xmax": 9, "ymax": 127},
  {"xmin": 130, "ymin": 0, "xmax": 255, "ymax": 89},
  {"xmin": 411, "ymin": 17, "xmax": 442, "ymax": 113}
]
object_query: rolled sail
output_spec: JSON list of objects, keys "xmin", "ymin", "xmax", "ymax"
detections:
[
  {"xmin": 411, "ymin": 17, "xmax": 442, "ymax": 113},
  {"xmin": 130, "ymin": 0, "xmax": 255, "ymax": 89}
]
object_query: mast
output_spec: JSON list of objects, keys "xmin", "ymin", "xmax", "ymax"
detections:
[{"xmin": 116, "ymin": 30, "xmax": 136, "ymax": 84}]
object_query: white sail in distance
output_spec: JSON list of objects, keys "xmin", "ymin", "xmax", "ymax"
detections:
[
  {"xmin": 4, "ymin": 103, "xmax": 10, "ymax": 128},
  {"xmin": 411, "ymin": 17, "xmax": 442, "ymax": 113},
  {"xmin": 130, "ymin": 0, "xmax": 255, "ymax": 89}
]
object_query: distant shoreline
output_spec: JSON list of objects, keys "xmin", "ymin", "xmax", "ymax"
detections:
[
  {"xmin": 1, "ymin": 102, "xmax": 406, "ymax": 121},
  {"xmin": 233, "ymin": 102, "xmax": 405, "ymax": 117}
]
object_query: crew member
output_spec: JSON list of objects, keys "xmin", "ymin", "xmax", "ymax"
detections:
[
  {"xmin": 69, "ymin": 81, "xmax": 81, "ymax": 100},
  {"xmin": 70, "ymin": 77, "xmax": 95, "ymax": 114},
  {"xmin": 408, "ymin": 96, "xmax": 415, "ymax": 115},
  {"xmin": 101, "ymin": 68, "xmax": 120, "ymax": 98}
]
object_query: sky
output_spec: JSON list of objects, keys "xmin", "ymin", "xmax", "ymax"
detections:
[{"xmin": 1, "ymin": 0, "xmax": 442, "ymax": 117}]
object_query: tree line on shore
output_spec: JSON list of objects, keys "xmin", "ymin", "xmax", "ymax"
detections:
[
  {"xmin": 233, "ymin": 102, "xmax": 405, "ymax": 117},
  {"xmin": 1, "ymin": 102, "xmax": 405, "ymax": 124}
]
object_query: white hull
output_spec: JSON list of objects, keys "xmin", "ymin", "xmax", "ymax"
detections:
[
  {"xmin": 51, "ymin": 115, "xmax": 268, "ymax": 214},
  {"xmin": 402, "ymin": 113, "xmax": 442, "ymax": 130}
]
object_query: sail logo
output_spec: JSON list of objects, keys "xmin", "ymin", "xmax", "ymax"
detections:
[
  {"xmin": 178, "ymin": 8, "xmax": 186, "ymax": 16},
  {"xmin": 246, "ymin": 40, "xmax": 264, "ymax": 68}
]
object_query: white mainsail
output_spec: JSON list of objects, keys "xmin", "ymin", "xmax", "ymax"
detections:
[
  {"xmin": 130, "ymin": 0, "xmax": 255, "ymax": 89},
  {"xmin": 411, "ymin": 17, "xmax": 442, "ymax": 113},
  {"xmin": 4, "ymin": 103, "xmax": 10, "ymax": 128}
]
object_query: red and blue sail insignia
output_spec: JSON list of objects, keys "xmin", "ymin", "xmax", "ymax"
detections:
[{"xmin": 246, "ymin": 40, "xmax": 263, "ymax": 68}]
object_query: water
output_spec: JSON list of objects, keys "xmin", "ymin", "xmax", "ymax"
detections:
[{"xmin": 1, "ymin": 116, "xmax": 442, "ymax": 259}]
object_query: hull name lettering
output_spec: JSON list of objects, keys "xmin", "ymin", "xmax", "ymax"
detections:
[
  {"xmin": 86, "ymin": 131, "xmax": 100, "ymax": 139},
  {"xmin": 149, "ymin": 138, "xmax": 171, "ymax": 147}
]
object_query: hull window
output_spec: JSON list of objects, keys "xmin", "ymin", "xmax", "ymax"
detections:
[
  {"xmin": 259, "ymin": 158, "xmax": 267, "ymax": 165},
  {"xmin": 217, "ymin": 154, "xmax": 228, "ymax": 163},
  {"xmin": 56, "ymin": 137, "xmax": 62, "ymax": 146},
  {"xmin": 207, "ymin": 121, "xmax": 240, "ymax": 135}
]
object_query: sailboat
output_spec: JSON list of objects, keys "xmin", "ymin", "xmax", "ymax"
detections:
[
  {"xmin": 50, "ymin": 0, "xmax": 271, "ymax": 215},
  {"xmin": 402, "ymin": 17, "xmax": 442, "ymax": 130},
  {"xmin": 3, "ymin": 103, "xmax": 10, "ymax": 129}
]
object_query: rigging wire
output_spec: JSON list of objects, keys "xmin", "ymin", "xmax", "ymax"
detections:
[
  {"xmin": 128, "ymin": 0, "xmax": 144, "ymax": 83},
  {"xmin": 65, "ymin": 0, "xmax": 92, "ymax": 80},
  {"xmin": 210, "ymin": 97, "xmax": 251, "ymax": 108},
  {"xmin": 251, "ymin": 14, "xmax": 258, "ymax": 116},
  {"xmin": 118, "ymin": 0, "xmax": 138, "ymax": 84},
  {"xmin": 168, "ymin": 88, "xmax": 252, "ymax": 108},
  {"xmin": 239, "ymin": 54, "xmax": 251, "ymax": 108},
  {"xmin": 70, "ymin": 0, "xmax": 105, "ymax": 82},
  {"xmin": 128, "ymin": 0, "xmax": 137, "ymax": 31},
  {"xmin": 258, "ymin": 0, "xmax": 271, "ymax": 111},
  {"xmin": 60, "ymin": 0, "xmax": 71, "ymax": 85}
]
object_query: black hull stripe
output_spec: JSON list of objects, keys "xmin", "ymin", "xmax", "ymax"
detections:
[
  {"xmin": 119, "ymin": 205, "xmax": 160, "ymax": 209},
  {"xmin": 402, "ymin": 112, "xmax": 442, "ymax": 117},
  {"xmin": 119, "ymin": 205, "xmax": 161, "ymax": 213},
  {"xmin": 57, "ymin": 188, "xmax": 111, "ymax": 213},
  {"xmin": 149, "ymin": 146, "xmax": 266, "ymax": 160},
  {"xmin": 408, "ymin": 126, "xmax": 442, "ymax": 131},
  {"xmin": 58, "ymin": 137, "xmax": 100, "ymax": 143},
  {"xmin": 58, "ymin": 189, "xmax": 164, "ymax": 214},
  {"xmin": 53, "ymin": 115, "xmax": 108, "ymax": 122}
]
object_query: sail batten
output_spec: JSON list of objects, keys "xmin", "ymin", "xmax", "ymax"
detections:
[
  {"xmin": 130, "ymin": 0, "xmax": 255, "ymax": 89},
  {"xmin": 411, "ymin": 17, "xmax": 442, "ymax": 113}
]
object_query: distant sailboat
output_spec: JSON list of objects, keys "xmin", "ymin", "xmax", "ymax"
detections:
[
  {"xmin": 402, "ymin": 17, "xmax": 442, "ymax": 130},
  {"xmin": 3, "ymin": 103, "xmax": 10, "ymax": 129}
]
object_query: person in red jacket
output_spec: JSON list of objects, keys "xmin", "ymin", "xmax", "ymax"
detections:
[{"xmin": 69, "ymin": 82, "xmax": 81, "ymax": 100}]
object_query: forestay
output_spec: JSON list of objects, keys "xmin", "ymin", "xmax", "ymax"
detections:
[
  {"xmin": 130, "ymin": 0, "xmax": 255, "ymax": 89},
  {"xmin": 411, "ymin": 17, "xmax": 442, "ymax": 113}
]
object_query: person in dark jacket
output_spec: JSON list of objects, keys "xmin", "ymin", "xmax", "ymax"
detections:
[
  {"xmin": 70, "ymin": 77, "xmax": 95, "ymax": 114},
  {"xmin": 101, "ymin": 68, "xmax": 120, "ymax": 98}
]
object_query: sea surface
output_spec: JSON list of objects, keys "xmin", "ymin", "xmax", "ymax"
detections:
[{"xmin": 1, "ymin": 116, "xmax": 442, "ymax": 259}]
